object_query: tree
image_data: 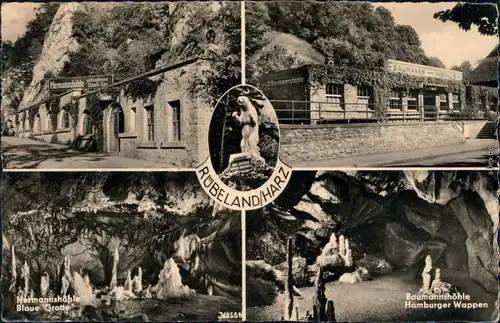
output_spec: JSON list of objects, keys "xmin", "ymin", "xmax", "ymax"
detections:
[
  {"xmin": 423, "ymin": 56, "xmax": 446, "ymax": 69},
  {"xmin": 247, "ymin": 2, "xmax": 449, "ymax": 74},
  {"xmin": 434, "ymin": 2, "xmax": 498, "ymax": 36},
  {"xmin": 451, "ymin": 60, "xmax": 474, "ymax": 81}
]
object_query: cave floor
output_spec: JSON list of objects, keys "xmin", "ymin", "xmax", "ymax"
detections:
[{"xmin": 247, "ymin": 269, "xmax": 495, "ymax": 321}]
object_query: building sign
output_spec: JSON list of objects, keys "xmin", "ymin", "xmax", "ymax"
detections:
[
  {"xmin": 386, "ymin": 60, "xmax": 462, "ymax": 82},
  {"xmin": 48, "ymin": 75, "xmax": 113, "ymax": 92},
  {"xmin": 264, "ymin": 77, "xmax": 305, "ymax": 88}
]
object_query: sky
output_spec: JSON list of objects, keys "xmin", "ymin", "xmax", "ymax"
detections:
[
  {"xmin": 377, "ymin": 2, "xmax": 498, "ymax": 68},
  {"xmin": 1, "ymin": 2, "xmax": 498, "ymax": 69},
  {"xmin": 1, "ymin": 2, "xmax": 40, "ymax": 42}
]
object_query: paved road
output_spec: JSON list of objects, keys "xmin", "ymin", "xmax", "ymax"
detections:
[
  {"xmin": 290, "ymin": 139, "xmax": 499, "ymax": 168},
  {"xmin": 2, "ymin": 136, "xmax": 184, "ymax": 169}
]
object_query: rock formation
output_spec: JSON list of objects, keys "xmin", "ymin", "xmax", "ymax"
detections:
[
  {"xmin": 152, "ymin": 258, "xmax": 192, "ymax": 299},
  {"xmin": 40, "ymin": 272, "xmax": 50, "ymax": 297},
  {"xmin": 420, "ymin": 255, "xmax": 433, "ymax": 294},
  {"xmin": 18, "ymin": 3, "xmax": 82, "ymax": 110}
]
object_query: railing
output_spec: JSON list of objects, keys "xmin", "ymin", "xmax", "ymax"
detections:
[{"xmin": 270, "ymin": 100, "xmax": 485, "ymax": 134}]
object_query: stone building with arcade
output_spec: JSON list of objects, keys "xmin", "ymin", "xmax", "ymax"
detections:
[{"xmin": 7, "ymin": 58, "xmax": 213, "ymax": 167}]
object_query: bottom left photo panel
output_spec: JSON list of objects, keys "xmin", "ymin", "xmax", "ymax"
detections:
[{"xmin": 1, "ymin": 171, "xmax": 243, "ymax": 322}]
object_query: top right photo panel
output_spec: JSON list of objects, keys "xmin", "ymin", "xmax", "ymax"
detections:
[{"xmin": 245, "ymin": 1, "xmax": 499, "ymax": 169}]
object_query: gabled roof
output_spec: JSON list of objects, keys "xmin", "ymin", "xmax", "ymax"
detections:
[{"xmin": 469, "ymin": 46, "xmax": 498, "ymax": 87}]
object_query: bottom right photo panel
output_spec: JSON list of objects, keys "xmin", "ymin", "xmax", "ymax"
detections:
[{"xmin": 245, "ymin": 170, "xmax": 498, "ymax": 322}]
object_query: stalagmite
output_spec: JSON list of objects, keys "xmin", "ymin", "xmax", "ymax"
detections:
[
  {"xmin": 283, "ymin": 237, "xmax": 294, "ymax": 321},
  {"xmin": 434, "ymin": 268, "xmax": 441, "ymax": 282},
  {"xmin": 9, "ymin": 245, "xmax": 17, "ymax": 293},
  {"xmin": 316, "ymin": 233, "xmax": 340, "ymax": 266},
  {"xmin": 110, "ymin": 247, "xmax": 119, "ymax": 291},
  {"xmin": 326, "ymin": 300, "xmax": 336, "ymax": 322},
  {"xmin": 343, "ymin": 238, "xmax": 353, "ymax": 267},
  {"xmin": 207, "ymin": 284, "xmax": 213, "ymax": 296},
  {"xmin": 84, "ymin": 274, "xmax": 92, "ymax": 296},
  {"xmin": 338, "ymin": 235, "xmax": 345, "ymax": 256},
  {"xmin": 73, "ymin": 271, "xmax": 99, "ymax": 308},
  {"xmin": 421, "ymin": 255, "xmax": 432, "ymax": 293},
  {"xmin": 124, "ymin": 270, "xmax": 132, "ymax": 292},
  {"xmin": 144, "ymin": 284, "xmax": 152, "ymax": 298},
  {"xmin": 132, "ymin": 267, "xmax": 143, "ymax": 294},
  {"xmin": 40, "ymin": 272, "xmax": 50, "ymax": 297},
  {"xmin": 152, "ymin": 258, "xmax": 192, "ymax": 299},
  {"xmin": 21, "ymin": 261, "xmax": 30, "ymax": 296},
  {"xmin": 61, "ymin": 275, "xmax": 70, "ymax": 297},
  {"xmin": 313, "ymin": 266, "xmax": 327, "ymax": 321}
]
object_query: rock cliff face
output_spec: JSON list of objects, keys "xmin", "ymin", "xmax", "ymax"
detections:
[
  {"xmin": 247, "ymin": 171, "xmax": 499, "ymax": 293},
  {"xmin": 18, "ymin": 3, "xmax": 81, "ymax": 110}
]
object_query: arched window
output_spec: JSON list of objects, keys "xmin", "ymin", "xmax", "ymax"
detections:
[{"xmin": 62, "ymin": 109, "xmax": 70, "ymax": 129}]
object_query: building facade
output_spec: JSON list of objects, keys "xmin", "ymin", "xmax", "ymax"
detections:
[
  {"xmin": 261, "ymin": 59, "xmax": 495, "ymax": 124},
  {"xmin": 7, "ymin": 60, "xmax": 212, "ymax": 167}
]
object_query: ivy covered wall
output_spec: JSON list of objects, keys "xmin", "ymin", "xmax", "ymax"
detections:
[{"xmin": 306, "ymin": 63, "xmax": 466, "ymax": 119}]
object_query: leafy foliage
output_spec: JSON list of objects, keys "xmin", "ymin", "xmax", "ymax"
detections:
[
  {"xmin": 451, "ymin": 61, "xmax": 474, "ymax": 82},
  {"xmin": 189, "ymin": 3, "xmax": 242, "ymax": 106},
  {"xmin": 62, "ymin": 4, "xmax": 170, "ymax": 100},
  {"xmin": 434, "ymin": 3, "xmax": 498, "ymax": 36},
  {"xmin": 247, "ymin": 1, "xmax": 445, "ymax": 73}
]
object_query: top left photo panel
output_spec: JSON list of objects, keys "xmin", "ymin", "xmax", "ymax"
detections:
[{"xmin": 1, "ymin": 1, "xmax": 242, "ymax": 170}]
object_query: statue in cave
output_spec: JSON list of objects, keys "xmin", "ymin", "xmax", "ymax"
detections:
[
  {"xmin": 232, "ymin": 96, "xmax": 260, "ymax": 157},
  {"xmin": 420, "ymin": 255, "xmax": 433, "ymax": 294},
  {"xmin": 151, "ymin": 258, "xmax": 192, "ymax": 299}
]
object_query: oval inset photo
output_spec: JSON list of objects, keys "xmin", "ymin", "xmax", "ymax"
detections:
[{"xmin": 208, "ymin": 85, "xmax": 280, "ymax": 191}]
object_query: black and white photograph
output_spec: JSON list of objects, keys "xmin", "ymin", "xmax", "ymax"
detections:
[
  {"xmin": 246, "ymin": 1, "xmax": 499, "ymax": 168},
  {"xmin": 1, "ymin": 1, "xmax": 241, "ymax": 169},
  {"xmin": 208, "ymin": 85, "xmax": 280, "ymax": 191},
  {"xmin": 2, "ymin": 172, "xmax": 242, "ymax": 321},
  {"xmin": 246, "ymin": 170, "xmax": 498, "ymax": 321}
]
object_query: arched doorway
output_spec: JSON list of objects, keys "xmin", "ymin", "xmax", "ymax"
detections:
[
  {"xmin": 110, "ymin": 104, "xmax": 125, "ymax": 152},
  {"xmin": 82, "ymin": 110, "xmax": 93, "ymax": 135},
  {"xmin": 34, "ymin": 114, "xmax": 41, "ymax": 133}
]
